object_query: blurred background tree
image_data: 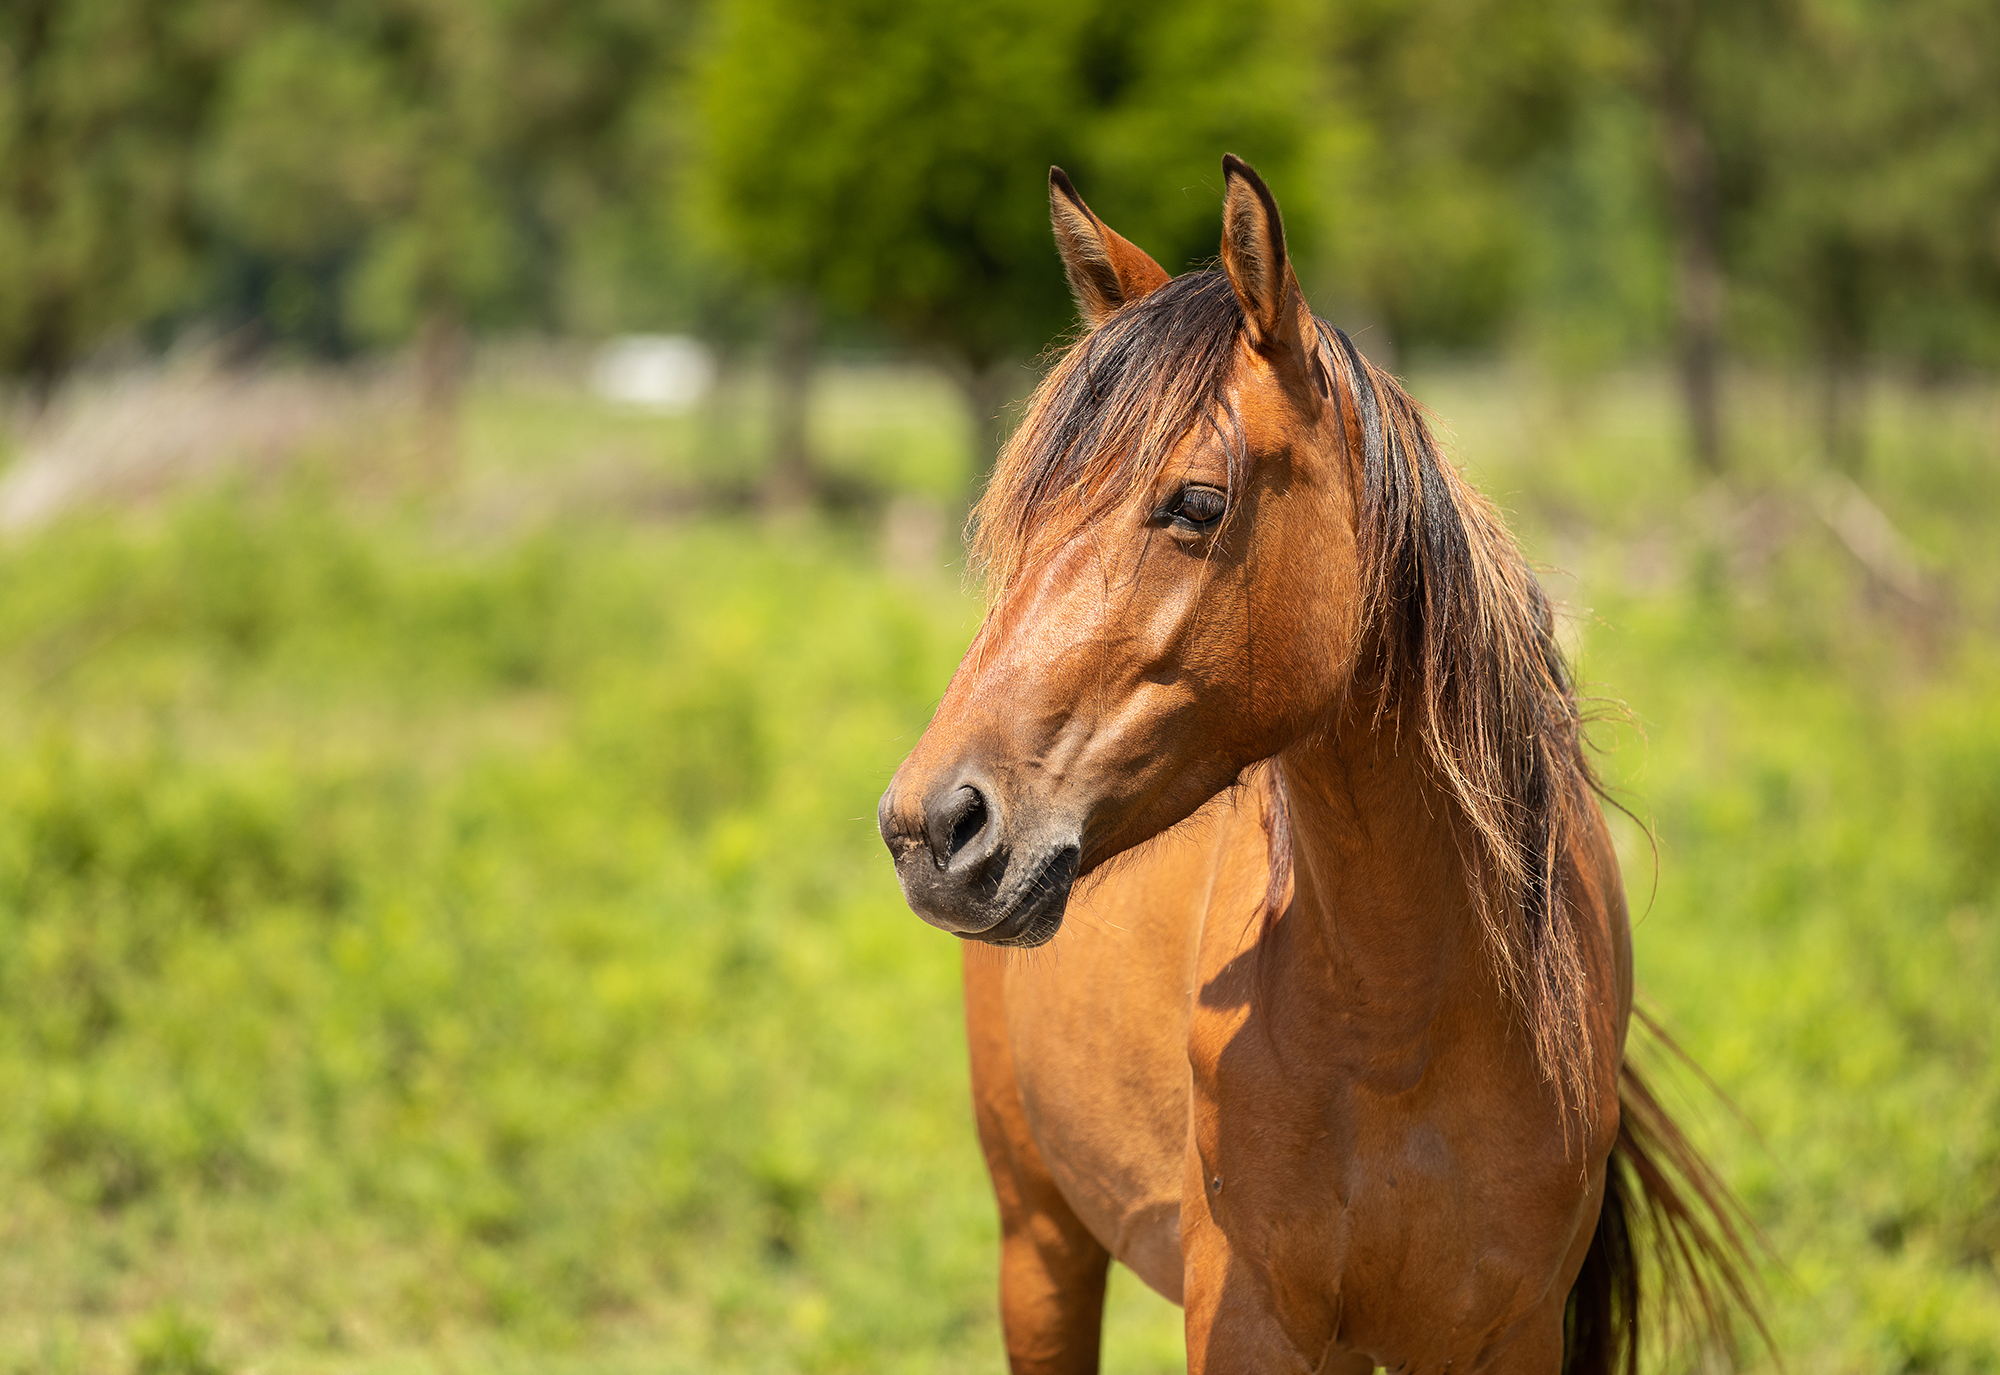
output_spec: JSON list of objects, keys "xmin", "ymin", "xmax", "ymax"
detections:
[
  {"xmin": 5, "ymin": 0, "xmax": 1997, "ymax": 481},
  {"xmin": 694, "ymin": 0, "xmax": 1310, "ymax": 498},
  {"xmin": 1614, "ymin": 0, "xmax": 1756, "ymax": 474},
  {"xmin": 1311, "ymin": 0, "xmax": 1604, "ymax": 355},
  {"xmin": 1730, "ymin": 0, "xmax": 2000, "ymax": 474},
  {"xmin": 194, "ymin": 0, "xmax": 692, "ymax": 473},
  {"xmin": 0, "ymin": 0, "xmax": 222, "ymax": 406}
]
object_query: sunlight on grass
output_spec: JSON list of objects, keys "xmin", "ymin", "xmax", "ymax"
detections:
[{"xmin": 0, "ymin": 363, "xmax": 1995, "ymax": 1371}]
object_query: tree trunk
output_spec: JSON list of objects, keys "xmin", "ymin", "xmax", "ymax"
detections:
[
  {"xmin": 14, "ymin": 0, "xmax": 64, "ymax": 417},
  {"xmin": 763, "ymin": 293, "xmax": 817, "ymax": 512},
  {"xmin": 21, "ymin": 304, "xmax": 68, "ymax": 419},
  {"xmin": 415, "ymin": 306, "xmax": 467, "ymax": 486},
  {"xmin": 1651, "ymin": 0, "xmax": 1726, "ymax": 475},
  {"xmin": 1814, "ymin": 240, "xmax": 1869, "ymax": 476},
  {"xmin": 1819, "ymin": 334, "xmax": 1866, "ymax": 476}
]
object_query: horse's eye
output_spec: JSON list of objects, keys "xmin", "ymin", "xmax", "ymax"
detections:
[{"xmin": 1170, "ymin": 486, "xmax": 1227, "ymax": 530}]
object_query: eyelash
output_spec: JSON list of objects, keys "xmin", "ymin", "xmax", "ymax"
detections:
[{"xmin": 1158, "ymin": 485, "xmax": 1228, "ymax": 533}]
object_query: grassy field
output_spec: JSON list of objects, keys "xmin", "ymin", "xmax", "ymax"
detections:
[{"xmin": 0, "ymin": 359, "xmax": 1997, "ymax": 1373}]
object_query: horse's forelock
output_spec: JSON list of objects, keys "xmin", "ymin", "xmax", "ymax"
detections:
[{"xmin": 970, "ymin": 270, "xmax": 1247, "ymax": 598}]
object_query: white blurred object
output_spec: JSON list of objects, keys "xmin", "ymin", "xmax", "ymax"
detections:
[{"xmin": 589, "ymin": 335, "xmax": 715, "ymax": 412}]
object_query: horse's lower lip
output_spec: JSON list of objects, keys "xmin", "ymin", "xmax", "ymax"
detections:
[{"xmin": 958, "ymin": 846, "xmax": 1078, "ymax": 948}]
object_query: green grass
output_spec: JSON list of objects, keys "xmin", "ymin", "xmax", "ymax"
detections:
[{"xmin": 0, "ymin": 363, "xmax": 1996, "ymax": 1372}]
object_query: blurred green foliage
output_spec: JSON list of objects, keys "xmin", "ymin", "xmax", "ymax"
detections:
[
  {"xmin": 4, "ymin": 0, "xmax": 1997, "ymax": 450},
  {"xmin": 0, "ymin": 0, "xmax": 695, "ymax": 385},
  {"xmin": 695, "ymin": 0, "xmax": 1309, "ymax": 378},
  {"xmin": 0, "ymin": 466, "xmax": 992, "ymax": 1371},
  {"xmin": 194, "ymin": 0, "xmax": 697, "ymax": 348},
  {"xmin": 0, "ymin": 368, "xmax": 1995, "ymax": 1370},
  {"xmin": 0, "ymin": 0, "xmax": 220, "ymax": 391},
  {"xmin": 1311, "ymin": 0, "xmax": 1612, "ymax": 348},
  {"xmin": 1724, "ymin": 0, "xmax": 2000, "ymax": 370},
  {"xmin": 129, "ymin": 1309, "xmax": 225, "ymax": 1375}
]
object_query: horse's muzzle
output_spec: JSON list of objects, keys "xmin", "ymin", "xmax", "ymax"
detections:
[{"xmin": 877, "ymin": 774, "xmax": 1079, "ymax": 947}]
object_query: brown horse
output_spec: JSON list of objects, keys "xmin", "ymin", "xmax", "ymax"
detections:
[{"xmin": 878, "ymin": 156, "xmax": 1758, "ymax": 1375}]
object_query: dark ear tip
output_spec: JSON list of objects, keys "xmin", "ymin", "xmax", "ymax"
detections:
[
  {"xmin": 1220, "ymin": 153, "xmax": 1283, "ymax": 236},
  {"xmin": 1221, "ymin": 153, "xmax": 1269, "ymax": 197},
  {"xmin": 1049, "ymin": 166, "xmax": 1077, "ymax": 201}
]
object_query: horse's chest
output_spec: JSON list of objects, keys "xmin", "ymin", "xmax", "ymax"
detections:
[
  {"xmin": 1001, "ymin": 906, "xmax": 1205, "ymax": 1297},
  {"xmin": 1187, "ymin": 1029, "xmax": 1591, "ymax": 1365}
]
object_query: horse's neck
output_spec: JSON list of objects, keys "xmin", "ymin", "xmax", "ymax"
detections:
[{"xmin": 1269, "ymin": 704, "xmax": 1490, "ymax": 1076}]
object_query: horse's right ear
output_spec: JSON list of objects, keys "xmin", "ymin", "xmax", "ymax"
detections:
[
  {"xmin": 1219, "ymin": 154, "xmax": 1309, "ymax": 356},
  {"xmin": 1050, "ymin": 168, "xmax": 1170, "ymax": 327}
]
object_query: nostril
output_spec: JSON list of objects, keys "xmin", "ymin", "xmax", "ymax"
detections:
[
  {"xmin": 948, "ymin": 789, "xmax": 988, "ymax": 861},
  {"xmin": 930, "ymin": 784, "xmax": 991, "ymax": 869}
]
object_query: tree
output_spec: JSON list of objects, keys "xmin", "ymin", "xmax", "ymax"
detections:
[
  {"xmin": 1, "ymin": 0, "xmax": 696, "ymax": 442},
  {"xmin": 1605, "ymin": 0, "xmax": 2000, "ymax": 476},
  {"xmin": 197, "ymin": 0, "xmax": 692, "ymax": 472},
  {"xmin": 1733, "ymin": 0, "xmax": 2000, "ymax": 473},
  {"xmin": 1617, "ymin": 0, "xmax": 1746, "ymax": 474},
  {"xmin": 1311, "ymin": 0, "xmax": 1604, "ymax": 357},
  {"xmin": 0, "ymin": 0, "xmax": 224, "ymax": 404},
  {"xmin": 694, "ymin": 0, "xmax": 1313, "ymax": 484}
]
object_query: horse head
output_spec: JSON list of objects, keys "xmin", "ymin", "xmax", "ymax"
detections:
[{"xmin": 878, "ymin": 156, "xmax": 1364, "ymax": 947}]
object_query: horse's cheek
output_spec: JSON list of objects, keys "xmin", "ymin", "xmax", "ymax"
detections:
[{"xmin": 1240, "ymin": 514, "xmax": 1360, "ymax": 730}]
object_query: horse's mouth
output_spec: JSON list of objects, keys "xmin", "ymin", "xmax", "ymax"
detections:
[{"xmin": 958, "ymin": 845, "xmax": 1079, "ymax": 948}]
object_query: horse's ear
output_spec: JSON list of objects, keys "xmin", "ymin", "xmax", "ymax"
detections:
[
  {"xmin": 1219, "ymin": 154, "xmax": 1311, "ymax": 363},
  {"xmin": 1050, "ymin": 167, "xmax": 1170, "ymax": 327}
]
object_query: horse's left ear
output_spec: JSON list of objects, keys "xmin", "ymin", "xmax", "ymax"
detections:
[
  {"xmin": 1219, "ymin": 154, "xmax": 1314, "ymax": 371},
  {"xmin": 1050, "ymin": 167, "xmax": 1171, "ymax": 327}
]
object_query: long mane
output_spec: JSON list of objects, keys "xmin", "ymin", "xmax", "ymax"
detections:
[
  {"xmin": 971, "ymin": 270, "xmax": 1604, "ymax": 1118},
  {"xmin": 1324, "ymin": 325, "xmax": 1603, "ymax": 1121}
]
